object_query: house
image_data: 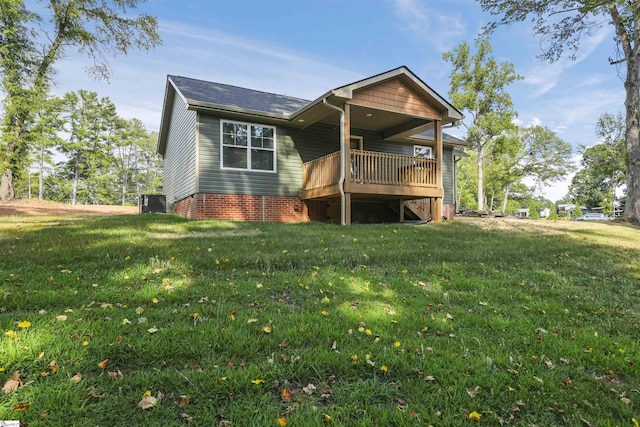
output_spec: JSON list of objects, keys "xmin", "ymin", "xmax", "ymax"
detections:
[
  {"xmin": 157, "ymin": 66, "xmax": 465, "ymax": 224},
  {"xmin": 515, "ymin": 208, "xmax": 529, "ymax": 218},
  {"xmin": 539, "ymin": 207, "xmax": 550, "ymax": 218}
]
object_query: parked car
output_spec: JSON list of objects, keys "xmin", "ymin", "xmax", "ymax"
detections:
[{"xmin": 571, "ymin": 212, "xmax": 613, "ymax": 221}]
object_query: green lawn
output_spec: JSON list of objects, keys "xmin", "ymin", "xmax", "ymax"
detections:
[{"xmin": 0, "ymin": 215, "xmax": 639, "ymax": 426}]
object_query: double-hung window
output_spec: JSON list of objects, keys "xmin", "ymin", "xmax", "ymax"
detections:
[{"xmin": 221, "ymin": 120, "xmax": 276, "ymax": 172}]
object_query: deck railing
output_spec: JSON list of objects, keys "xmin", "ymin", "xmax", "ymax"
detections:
[
  {"xmin": 302, "ymin": 151, "xmax": 341, "ymax": 192},
  {"xmin": 302, "ymin": 150, "xmax": 437, "ymax": 192}
]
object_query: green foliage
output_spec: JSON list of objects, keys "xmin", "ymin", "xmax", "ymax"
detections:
[
  {"xmin": 571, "ymin": 205, "xmax": 583, "ymax": 218},
  {"xmin": 547, "ymin": 205, "xmax": 559, "ymax": 220},
  {"xmin": 0, "ymin": 0, "xmax": 161, "ymax": 200},
  {"xmin": 504, "ymin": 199, "xmax": 521, "ymax": 215},
  {"xmin": 477, "ymin": 1, "xmax": 640, "ymax": 223},
  {"xmin": 570, "ymin": 112, "xmax": 626, "ymax": 209},
  {"xmin": 528, "ymin": 200, "xmax": 539, "ymax": 219},
  {"xmin": 443, "ymin": 37, "xmax": 522, "ymax": 210},
  {"xmin": 1, "ymin": 216, "xmax": 639, "ymax": 426}
]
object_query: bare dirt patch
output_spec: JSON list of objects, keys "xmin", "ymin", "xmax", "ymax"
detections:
[{"xmin": 0, "ymin": 199, "xmax": 138, "ymax": 216}]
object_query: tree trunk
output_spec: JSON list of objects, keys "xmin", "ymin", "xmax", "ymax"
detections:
[
  {"xmin": 38, "ymin": 150, "xmax": 45, "ymax": 200},
  {"xmin": 477, "ymin": 145, "xmax": 484, "ymax": 210},
  {"xmin": 623, "ymin": 50, "xmax": 640, "ymax": 223},
  {"xmin": 0, "ymin": 168, "xmax": 14, "ymax": 201},
  {"xmin": 121, "ymin": 170, "xmax": 127, "ymax": 206},
  {"xmin": 72, "ymin": 166, "xmax": 79, "ymax": 205},
  {"xmin": 501, "ymin": 183, "xmax": 512, "ymax": 213}
]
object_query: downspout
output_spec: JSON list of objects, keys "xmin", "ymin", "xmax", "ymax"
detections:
[{"xmin": 322, "ymin": 99, "xmax": 347, "ymax": 225}]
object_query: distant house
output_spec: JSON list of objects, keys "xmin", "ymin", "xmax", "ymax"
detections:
[
  {"xmin": 157, "ymin": 66, "xmax": 465, "ymax": 224},
  {"xmin": 515, "ymin": 208, "xmax": 529, "ymax": 218},
  {"xmin": 557, "ymin": 203, "xmax": 575, "ymax": 213},
  {"xmin": 539, "ymin": 207, "xmax": 550, "ymax": 218}
]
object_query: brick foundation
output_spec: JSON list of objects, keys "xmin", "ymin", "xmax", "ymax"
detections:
[
  {"xmin": 174, "ymin": 194, "xmax": 455, "ymax": 223},
  {"xmin": 175, "ymin": 193, "xmax": 310, "ymax": 222}
]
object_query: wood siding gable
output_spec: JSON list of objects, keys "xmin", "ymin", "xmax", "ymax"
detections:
[{"xmin": 348, "ymin": 79, "xmax": 441, "ymax": 119}]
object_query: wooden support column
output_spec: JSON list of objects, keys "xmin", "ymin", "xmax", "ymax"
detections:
[
  {"xmin": 433, "ymin": 120, "xmax": 443, "ymax": 222},
  {"xmin": 399, "ymin": 200, "xmax": 405, "ymax": 223},
  {"xmin": 343, "ymin": 104, "xmax": 352, "ymax": 225}
]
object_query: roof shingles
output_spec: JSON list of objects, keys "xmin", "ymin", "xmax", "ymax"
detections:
[{"xmin": 169, "ymin": 75, "xmax": 310, "ymax": 116}]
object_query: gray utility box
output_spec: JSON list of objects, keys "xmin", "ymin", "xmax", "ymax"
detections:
[{"xmin": 140, "ymin": 194, "xmax": 166, "ymax": 214}]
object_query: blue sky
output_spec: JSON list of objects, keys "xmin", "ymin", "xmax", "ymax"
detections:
[{"xmin": 49, "ymin": 0, "xmax": 625, "ymax": 201}]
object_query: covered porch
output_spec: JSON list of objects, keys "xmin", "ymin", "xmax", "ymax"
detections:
[
  {"xmin": 301, "ymin": 148, "xmax": 444, "ymax": 223},
  {"xmin": 289, "ymin": 67, "xmax": 463, "ymax": 225}
]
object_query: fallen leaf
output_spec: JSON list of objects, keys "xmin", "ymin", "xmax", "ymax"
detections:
[
  {"xmin": 303, "ymin": 383, "xmax": 316, "ymax": 395},
  {"xmin": 262, "ymin": 325, "xmax": 272, "ymax": 334},
  {"xmin": 468, "ymin": 411, "xmax": 482, "ymax": 421},
  {"xmin": 466, "ymin": 386, "xmax": 480, "ymax": 398},
  {"xmin": 178, "ymin": 395, "xmax": 190, "ymax": 407},
  {"xmin": 147, "ymin": 327, "xmax": 159, "ymax": 334},
  {"xmin": 13, "ymin": 402, "xmax": 30, "ymax": 411},
  {"xmin": 180, "ymin": 413, "xmax": 195, "ymax": 423},
  {"xmin": 98, "ymin": 359, "xmax": 109, "ymax": 369},
  {"xmin": 251, "ymin": 379, "xmax": 265, "ymax": 385},
  {"xmin": 135, "ymin": 306, "xmax": 144, "ymax": 315},
  {"xmin": 108, "ymin": 370, "xmax": 123, "ymax": 380},
  {"xmin": 70, "ymin": 373, "xmax": 82, "ymax": 383},
  {"xmin": 323, "ymin": 414, "xmax": 334, "ymax": 423},
  {"xmin": 87, "ymin": 390, "xmax": 106, "ymax": 399},
  {"xmin": 2, "ymin": 371, "xmax": 22, "ymax": 393},
  {"xmin": 4, "ymin": 330, "xmax": 17, "ymax": 339},
  {"xmin": 277, "ymin": 417, "xmax": 287, "ymax": 426},
  {"xmin": 281, "ymin": 387, "xmax": 292, "ymax": 402},
  {"xmin": 17, "ymin": 321, "xmax": 31, "ymax": 329},
  {"xmin": 56, "ymin": 315, "xmax": 67, "ymax": 321},
  {"xmin": 49, "ymin": 360, "xmax": 58, "ymax": 373},
  {"xmin": 138, "ymin": 394, "xmax": 158, "ymax": 410}
]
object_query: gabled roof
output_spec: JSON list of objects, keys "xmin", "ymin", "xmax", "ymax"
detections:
[{"xmin": 158, "ymin": 66, "xmax": 465, "ymax": 155}]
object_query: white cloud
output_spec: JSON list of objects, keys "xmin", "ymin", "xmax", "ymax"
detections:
[
  {"xmin": 50, "ymin": 20, "xmax": 364, "ymax": 131},
  {"xmin": 392, "ymin": 0, "xmax": 466, "ymax": 52},
  {"xmin": 522, "ymin": 27, "xmax": 613, "ymax": 97}
]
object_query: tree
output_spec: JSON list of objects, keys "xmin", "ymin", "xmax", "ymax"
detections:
[
  {"xmin": 29, "ymin": 97, "xmax": 65, "ymax": 199},
  {"xmin": 112, "ymin": 118, "xmax": 149, "ymax": 205},
  {"xmin": 494, "ymin": 126, "xmax": 573, "ymax": 212},
  {"xmin": 0, "ymin": 0, "xmax": 160, "ymax": 201},
  {"xmin": 443, "ymin": 37, "xmax": 522, "ymax": 210},
  {"xmin": 569, "ymin": 113, "xmax": 626, "ymax": 210},
  {"xmin": 60, "ymin": 90, "xmax": 118, "ymax": 205},
  {"xmin": 547, "ymin": 205, "xmax": 559, "ymax": 220},
  {"xmin": 477, "ymin": 1, "xmax": 640, "ymax": 223},
  {"xmin": 528, "ymin": 200, "xmax": 539, "ymax": 219}
]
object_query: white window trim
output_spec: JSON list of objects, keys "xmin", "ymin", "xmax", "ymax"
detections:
[
  {"xmin": 220, "ymin": 119, "xmax": 277, "ymax": 173},
  {"xmin": 413, "ymin": 144, "xmax": 433, "ymax": 159}
]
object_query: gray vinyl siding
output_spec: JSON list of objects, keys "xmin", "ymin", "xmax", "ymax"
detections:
[
  {"xmin": 198, "ymin": 115, "xmax": 306, "ymax": 196},
  {"xmin": 163, "ymin": 95, "xmax": 197, "ymax": 210},
  {"xmin": 442, "ymin": 148, "xmax": 454, "ymax": 204},
  {"xmin": 196, "ymin": 117, "xmax": 455, "ymax": 202}
]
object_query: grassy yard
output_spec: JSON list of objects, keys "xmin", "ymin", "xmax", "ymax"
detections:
[{"xmin": 0, "ymin": 215, "xmax": 639, "ymax": 426}]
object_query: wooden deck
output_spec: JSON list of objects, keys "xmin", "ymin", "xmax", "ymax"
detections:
[{"xmin": 301, "ymin": 150, "xmax": 443, "ymax": 200}]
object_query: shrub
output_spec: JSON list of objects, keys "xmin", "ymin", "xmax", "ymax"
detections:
[
  {"xmin": 571, "ymin": 205, "xmax": 584, "ymax": 218},
  {"xmin": 547, "ymin": 206, "xmax": 559, "ymax": 220}
]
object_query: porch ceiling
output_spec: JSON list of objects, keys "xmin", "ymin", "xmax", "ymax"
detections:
[{"xmin": 319, "ymin": 104, "xmax": 433, "ymax": 135}]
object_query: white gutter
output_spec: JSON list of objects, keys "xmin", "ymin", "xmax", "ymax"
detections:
[{"xmin": 322, "ymin": 99, "xmax": 347, "ymax": 225}]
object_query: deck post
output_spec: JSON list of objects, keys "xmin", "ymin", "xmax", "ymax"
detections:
[
  {"xmin": 399, "ymin": 200, "xmax": 405, "ymax": 223},
  {"xmin": 433, "ymin": 120, "xmax": 443, "ymax": 222},
  {"xmin": 343, "ymin": 104, "xmax": 351, "ymax": 225}
]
